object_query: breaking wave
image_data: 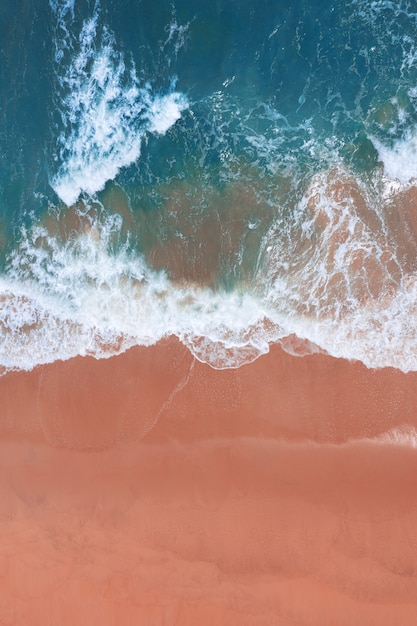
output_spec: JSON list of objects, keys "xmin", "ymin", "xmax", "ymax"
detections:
[
  {"xmin": 49, "ymin": 1, "xmax": 188, "ymax": 206},
  {"xmin": 4, "ymin": 162, "xmax": 417, "ymax": 375}
]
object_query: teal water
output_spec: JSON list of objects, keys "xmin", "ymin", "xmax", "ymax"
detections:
[{"xmin": 2, "ymin": 0, "xmax": 417, "ymax": 372}]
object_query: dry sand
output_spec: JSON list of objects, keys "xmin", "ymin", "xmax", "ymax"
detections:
[{"xmin": 1, "ymin": 337, "xmax": 417, "ymax": 625}]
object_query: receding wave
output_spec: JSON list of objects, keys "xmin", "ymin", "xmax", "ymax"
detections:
[
  {"xmin": 0, "ymin": 212, "xmax": 281, "ymax": 372},
  {"xmin": 4, "ymin": 163, "xmax": 417, "ymax": 374}
]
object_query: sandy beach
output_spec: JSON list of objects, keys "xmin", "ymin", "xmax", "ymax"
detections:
[
  {"xmin": 1, "ymin": 337, "xmax": 417, "ymax": 625},
  {"xmin": 3, "ymin": 0, "xmax": 417, "ymax": 623}
]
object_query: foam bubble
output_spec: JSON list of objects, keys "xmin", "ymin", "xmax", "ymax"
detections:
[
  {"xmin": 372, "ymin": 131, "xmax": 417, "ymax": 183},
  {"xmin": 146, "ymin": 92, "xmax": 189, "ymax": 134}
]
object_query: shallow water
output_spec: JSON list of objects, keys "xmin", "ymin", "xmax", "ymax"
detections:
[{"xmin": 2, "ymin": 0, "xmax": 417, "ymax": 371}]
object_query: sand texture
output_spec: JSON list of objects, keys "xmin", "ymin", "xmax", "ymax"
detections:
[{"xmin": 1, "ymin": 338, "xmax": 417, "ymax": 625}]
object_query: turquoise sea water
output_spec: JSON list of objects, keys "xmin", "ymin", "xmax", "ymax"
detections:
[{"xmin": 2, "ymin": 0, "xmax": 417, "ymax": 372}]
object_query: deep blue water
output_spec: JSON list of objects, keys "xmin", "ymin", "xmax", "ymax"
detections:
[{"xmin": 2, "ymin": 0, "xmax": 417, "ymax": 372}]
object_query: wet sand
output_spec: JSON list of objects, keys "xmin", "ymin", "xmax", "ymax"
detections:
[{"xmin": 1, "ymin": 337, "xmax": 417, "ymax": 625}]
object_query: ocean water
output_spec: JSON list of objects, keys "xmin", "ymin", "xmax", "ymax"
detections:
[{"xmin": 1, "ymin": 0, "xmax": 417, "ymax": 372}]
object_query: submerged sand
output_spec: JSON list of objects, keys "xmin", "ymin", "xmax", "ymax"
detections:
[{"xmin": 1, "ymin": 338, "xmax": 417, "ymax": 625}]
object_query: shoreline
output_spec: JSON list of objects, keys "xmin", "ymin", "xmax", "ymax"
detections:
[
  {"xmin": 3, "ymin": 336, "xmax": 417, "ymax": 446},
  {"xmin": 1, "ymin": 337, "xmax": 417, "ymax": 624}
]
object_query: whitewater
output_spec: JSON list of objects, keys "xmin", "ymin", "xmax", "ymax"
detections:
[{"xmin": 2, "ymin": 0, "xmax": 417, "ymax": 373}]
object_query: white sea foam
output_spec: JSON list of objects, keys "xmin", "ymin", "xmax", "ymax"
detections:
[
  {"xmin": 260, "ymin": 167, "xmax": 417, "ymax": 372},
  {"xmin": 5, "ymin": 164, "xmax": 417, "ymax": 373},
  {"xmin": 8, "ymin": 1, "xmax": 412, "ymax": 374},
  {"xmin": 145, "ymin": 92, "xmax": 189, "ymax": 135},
  {"xmin": 0, "ymin": 214, "xmax": 282, "ymax": 372},
  {"xmin": 362, "ymin": 426, "xmax": 417, "ymax": 449},
  {"xmin": 372, "ymin": 131, "xmax": 417, "ymax": 183},
  {"xmin": 379, "ymin": 427, "xmax": 417, "ymax": 448},
  {"xmin": 49, "ymin": 0, "xmax": 75, "ymax": 21},
  {"xmin": 164, "ymin": 19, "xmax": 190, "ymax": 57},
  {"xmin": 50, "ymin": 6, "xmax": 188, "ymax": 206},
  {"xmin": 5, "ymin": 164, "xmax": 417, "ymax": 374}
]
